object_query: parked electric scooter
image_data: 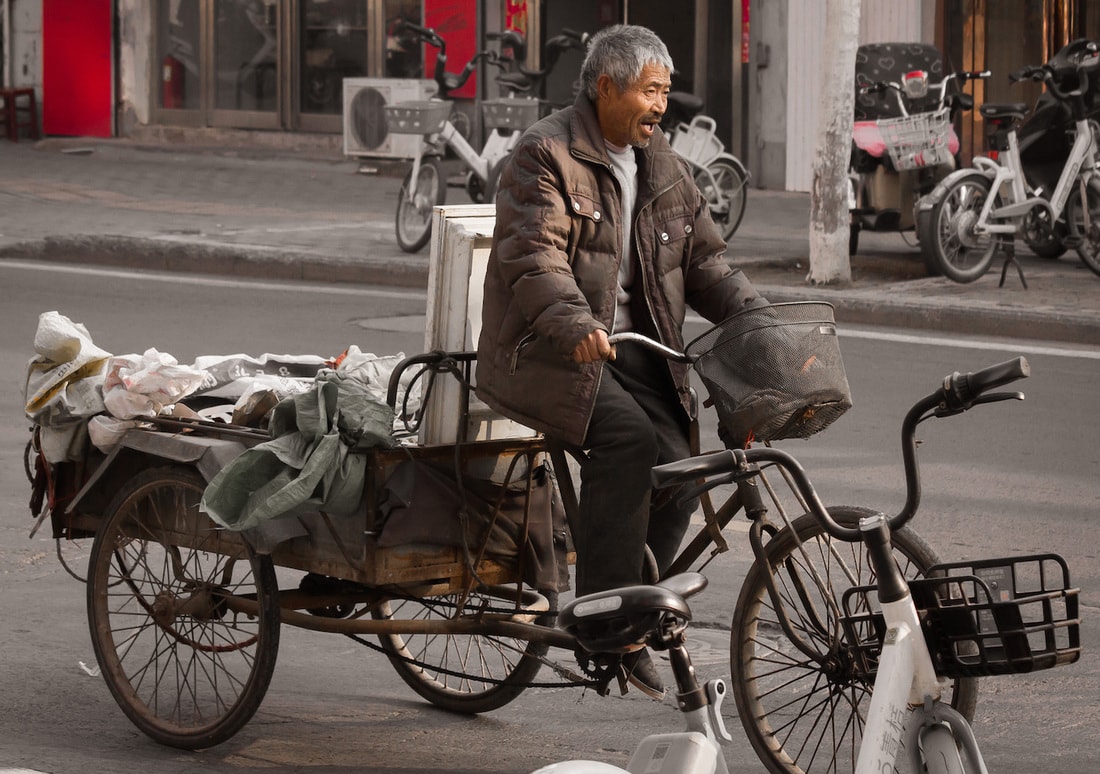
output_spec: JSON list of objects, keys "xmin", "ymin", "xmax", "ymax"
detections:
[
  {"xmin": 1002, "ymin": 37, "xmax": 1100, "ymax": 259},
  {"xmin": 849, "ymin": 42, "xmax": 988, "ymax": 258}
]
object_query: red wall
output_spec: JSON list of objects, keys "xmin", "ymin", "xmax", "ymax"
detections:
[
  {"xmin": 425, "ymin": 0, "xmax": 478, "ymax": 99},
  {"xmin": 43, "ymin": 0, "xmax": 114, "ymax": 137}
]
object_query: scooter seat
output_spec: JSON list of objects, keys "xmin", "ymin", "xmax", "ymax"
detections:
[{"xmin": 979, "ymin": 103, "xmax": 1029, "ymax": 122}]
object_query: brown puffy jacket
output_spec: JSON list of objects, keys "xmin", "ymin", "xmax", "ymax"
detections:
[{"xmin": 476, "ymin": 94, "xmax": 764, "ymax": 446}]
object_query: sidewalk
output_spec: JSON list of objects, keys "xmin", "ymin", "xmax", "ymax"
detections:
[{"xmin": 2, "ymin": 136, "xmax": 1099, "ymax": 345}]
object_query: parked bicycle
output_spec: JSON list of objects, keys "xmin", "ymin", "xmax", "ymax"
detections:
[
  {"xmin": 663, "ymin": 92, "xmax": 750, "ymax": 240},
  {"xmin": 849, "ymin": 42, "xmax": 988, "ymax": 258},
  {"xmin": 387, "ymin": 24, "xmax": 584, "ymax": 253},
  {"xmin": 384, "ymin": 23, "xmax": 530, "ymax": 252},
  {"xmin": 917, "ymin": 39, "xmax": 1100, "ymax": 282}
]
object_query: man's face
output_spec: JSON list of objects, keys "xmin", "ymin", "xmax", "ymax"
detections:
[{"xmin": 596, "ymin": 63, "xmax": 671, "ymax": 148}]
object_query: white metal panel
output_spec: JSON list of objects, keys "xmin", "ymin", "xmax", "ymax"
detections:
[
  {"xmin": 860, "ymin": 0, "xmax": 923, "ymax": 45},
  {"xmin": 419, "ymin": 204, "xmax": 536, "ymax": 446}
]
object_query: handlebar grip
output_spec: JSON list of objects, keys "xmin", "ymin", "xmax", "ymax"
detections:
[
  {"xmin": 652, "ymin": 450, "xmax": 737, "ymax": 489},
  {"xmin": 945, "ymin": 356, "xmax": 1030, "ymax": 409}
]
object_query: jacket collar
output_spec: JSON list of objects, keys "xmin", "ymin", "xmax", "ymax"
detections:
[{"xmin": 569, "ymin": 93, "xmax": 684, "ymax": 197}]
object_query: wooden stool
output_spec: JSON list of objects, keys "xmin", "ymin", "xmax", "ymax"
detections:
[{"xmin": 0, "ymin": 87, "xmax": 41, "ymax": 142}]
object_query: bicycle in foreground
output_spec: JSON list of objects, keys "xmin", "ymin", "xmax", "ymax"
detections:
[
  {"xmin": 532, "ymin": 345, "xmax": 1079, "ymax": 773},
  {"xmin": 918, "ymin": 39, "xmax": 1100, "ymax": 282}
]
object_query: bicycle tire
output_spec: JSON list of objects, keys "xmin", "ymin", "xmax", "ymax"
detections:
[
  {"xmin": 918, "ymin": 172, "xmax": 997, "ymax": 283},
  {"xmin": 695, "ymin": 158, "xmax": 748, "ymax": 241},
  {"xmin": 1066, "ymin": 175, "xmax": 1100, "ymax": 277},
  {"xmin": 395, "ymin": 156, "xmax": 446, "ymax": 253},
  {"xmin": 730, "ymin": 505, "xmax": 978, "ymax": 774},
  {"xmin": 372, "ymin": 588, "xmax": 547, "ymax": 714},
  {"xmin": 87, "ymin": 466, "xmax": 280, "ymax": 749}
]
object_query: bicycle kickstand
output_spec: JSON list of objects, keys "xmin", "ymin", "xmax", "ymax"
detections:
[{"xmin": 997, "ymin": 235, "xmax": 1028, "ymax": 289}]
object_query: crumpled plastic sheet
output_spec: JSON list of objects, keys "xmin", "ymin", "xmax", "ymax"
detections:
[{"xmin": 199, "ymin": 368, "xmax": 396, "ymax": 531}]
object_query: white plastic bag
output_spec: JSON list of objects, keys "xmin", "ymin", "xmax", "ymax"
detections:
[{"xmin": 102, "ymin": 348, "xmax": 208, "ymax": 419}]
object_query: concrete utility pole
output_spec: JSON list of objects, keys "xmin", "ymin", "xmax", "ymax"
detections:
[{"xmin": 807, "ymin": 0, "xmax": 861, "ymax": 284}]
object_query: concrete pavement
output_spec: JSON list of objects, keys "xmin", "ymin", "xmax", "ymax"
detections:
[{"xmin": 2, "ymin": 135, "xmax": 1100, "ymax": 345}]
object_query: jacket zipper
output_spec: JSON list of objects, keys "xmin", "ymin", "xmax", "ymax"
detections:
[{"xmin": 509, "ymin": 331, "xmax": 537, "ymax": 375}]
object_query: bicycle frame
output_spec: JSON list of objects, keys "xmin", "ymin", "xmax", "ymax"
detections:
[
  {"xmin": 404, "ymin": 120, "xmax": 522, "ymax": 199},
  {"xmin": 969, "ymin": 113, "xmax": 1099, "ymax": 234}
]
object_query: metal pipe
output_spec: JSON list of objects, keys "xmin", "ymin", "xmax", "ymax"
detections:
[{"xmin": 223, "ymin": 593, "xmax": 577, "ymax": 650}]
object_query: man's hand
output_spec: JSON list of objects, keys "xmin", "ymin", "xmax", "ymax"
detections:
[{"xmin": 572, "ymin": 329, "xmax": 617, "ymax": 363}]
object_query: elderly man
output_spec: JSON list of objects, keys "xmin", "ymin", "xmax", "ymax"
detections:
[{"xmin": 477, "ymin": 24, "xmax": 766, "ymax": 698}]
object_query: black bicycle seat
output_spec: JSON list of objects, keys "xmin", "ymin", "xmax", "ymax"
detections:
[
  {"xmin": 979, "ymin": 103, "xmax": 1029, "ymax": 122},
  {"xmin": 559, "ymin": 572, "xmax": 707, "ymax": 653}
]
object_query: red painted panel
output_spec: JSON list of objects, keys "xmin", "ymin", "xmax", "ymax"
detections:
[
  {"xmin": 425, "ymin": 0, "xmax": 477, "ymax": 99},
  {"xmin": 42, "ymin": 0, "xmax": 114, "ymax": 137}
]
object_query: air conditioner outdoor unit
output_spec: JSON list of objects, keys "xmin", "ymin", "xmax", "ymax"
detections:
[{"xmin": 342, "ymin": 77, "xmax": 439, "ymax": 159}]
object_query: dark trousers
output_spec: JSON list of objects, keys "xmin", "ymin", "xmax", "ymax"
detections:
[{"xmin": 569, "ymin": 341, "xmax": 696, "ymax": 596}]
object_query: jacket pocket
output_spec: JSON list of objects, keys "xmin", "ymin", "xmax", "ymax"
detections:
[
  {"xmin": 654, "ymin": 213, "xmax": 696, "ymax": 247},
  {"xmin": 509, "ymin": 331, "xmax": 538, "ymax": 375},
  {"xmin": 567, "ymin": 191, "xmax": 607, "ymax": 225}
]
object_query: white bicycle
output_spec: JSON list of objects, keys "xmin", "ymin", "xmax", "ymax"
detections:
[
  {"xmin": 533, "ymin": 353, "xmax": 1080, "ymax": 774},
  {"xmin": 918, "ymin": 40, "xmax": 1100, "ymax": 282},
  {"xmin": 385, "ymin": 23, "xmax": 540, "ymax": 252},
  {"xmin": 664, "ymin": 93, "xmax": 750, "ymax": 240}
]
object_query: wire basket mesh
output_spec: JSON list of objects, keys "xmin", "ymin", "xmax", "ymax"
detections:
[
  {"xmin": 877, "ymin": 107, "xmax": 953, "ymax": 170},
  {"xmin": 841, "ymin": 554, "xmax": 1081, "ymax": 680},
  {"xmin": 482, "ymin": 98, "xmax": 540, "ymax": 131},
  {"xmin": 384, "ymin": 100, "xmax": 453, "ymax": 135},
  {"xmin": 684, "ymin": 302, "xmax": 852, "ymax": 445}
]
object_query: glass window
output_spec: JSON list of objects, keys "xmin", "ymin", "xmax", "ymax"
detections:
[
  {"xmin": 301, "ymin": 0, "xmax": 370, "ymax": 115},
  {"xmin": 385, "ymin": 0, "xmax": 424, "ymax": 78},
  {"xmin": 157, "ymin": 0, "xmax": 201, "ymax": 110},
  {"xmin": 214, "ymin": 0, "xmax": 278, "ymax": 112}
]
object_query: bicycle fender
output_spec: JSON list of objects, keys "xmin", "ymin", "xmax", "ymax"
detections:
[{"xmin": 917, "ymin": 165, "xmax": 995, "ymax": 214}]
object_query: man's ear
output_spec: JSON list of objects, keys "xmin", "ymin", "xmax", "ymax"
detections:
[{"xmin": 595, "ymin": 73, "xmax": 617, "ymax": 102}]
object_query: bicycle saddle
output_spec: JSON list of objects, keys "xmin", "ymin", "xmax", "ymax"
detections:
[
  {"xmin": 559, "ymin": 572, "xmax": 708, "ymax": 653},
  {"xmin": 979, "ymin": 103, "xmax": 1029, "ymax": 122}
]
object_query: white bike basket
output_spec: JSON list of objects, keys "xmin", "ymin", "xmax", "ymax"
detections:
[
  {"xmin": 384, "ymin": 100, "xmax": 453, "ymax": 135},
  {"xmin": 685, "ymin": 302, "xmax": 852, "ymax": 445},
  {"xmin": 876, "ymin": 107, "xmax": 953, "ymax": 170},
  {"xmin": 482, "ymin": 98, "xmax": 540, "ymax": 131}
]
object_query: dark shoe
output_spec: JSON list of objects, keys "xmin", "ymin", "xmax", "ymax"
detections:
[{"xmin": 619, "ymin": 648, "xmax": 665, "ymax": 700}]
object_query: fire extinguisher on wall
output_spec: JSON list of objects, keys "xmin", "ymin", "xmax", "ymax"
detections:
[{"xmin": 162, "ymin": 54, "xmax": 185, "ymax": 109}]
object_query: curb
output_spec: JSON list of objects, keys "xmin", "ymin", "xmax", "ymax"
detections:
[{"xmin": 4, "ymin": 235, "xmax": 1099, "ymax": 347}]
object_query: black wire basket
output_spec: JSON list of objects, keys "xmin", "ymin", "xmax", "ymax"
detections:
[
  {"xmin": 685, "ymin": 302, "xmax": 852, "ymax": 445},
  {"xmin": 841, "ymin": 553, "xmax": 1081, "ymax": 680}
]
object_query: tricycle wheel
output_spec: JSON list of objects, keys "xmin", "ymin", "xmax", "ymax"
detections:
[
  {"xmin": 372, "ymin": 588, "xmax": 547, "ymax": 713},
  {"xmin": 87, "ymin": 466, "xmax": 280, "ymax": 749}
]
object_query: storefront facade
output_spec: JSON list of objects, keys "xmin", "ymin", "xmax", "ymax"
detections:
[{"xmin": 3, "ymin": 1, "xmax": 1098, "ymax": 190}]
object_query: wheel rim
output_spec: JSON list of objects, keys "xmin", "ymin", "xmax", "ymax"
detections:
[
  {"xmin": 88, "ymin": 469, "xmax": 278, "ymax": 748},
  {"xmin": 934, "ymin": 177, "xmax": 995, "ymax": 279},
  {"xmin": 373, "ymin": 590, "xmax": 545, "ymax": 712},
  {"xmin": 731, "ymin": 508, "xmax": 976, "ymax": 774},
  {"xmin": 396, "ymin": 162, "xmax": 441, "ymax": 249},
  {"xmin": 695, "ymin": 160, "xmax": 747, "ymax": 238},
  {"xmin": 1068, "ymin": 176, "xmax": 1100, "ymax": 275}
]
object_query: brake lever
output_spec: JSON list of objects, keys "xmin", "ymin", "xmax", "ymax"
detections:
[{"xmin": 933, "ymin": 390, "xmax": 1024, "ymax": 418}]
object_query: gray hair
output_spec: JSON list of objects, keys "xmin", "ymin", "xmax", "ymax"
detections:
[{"xmin": 579, "ymin": 24, "xmax": 674, "ymax": 100}]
